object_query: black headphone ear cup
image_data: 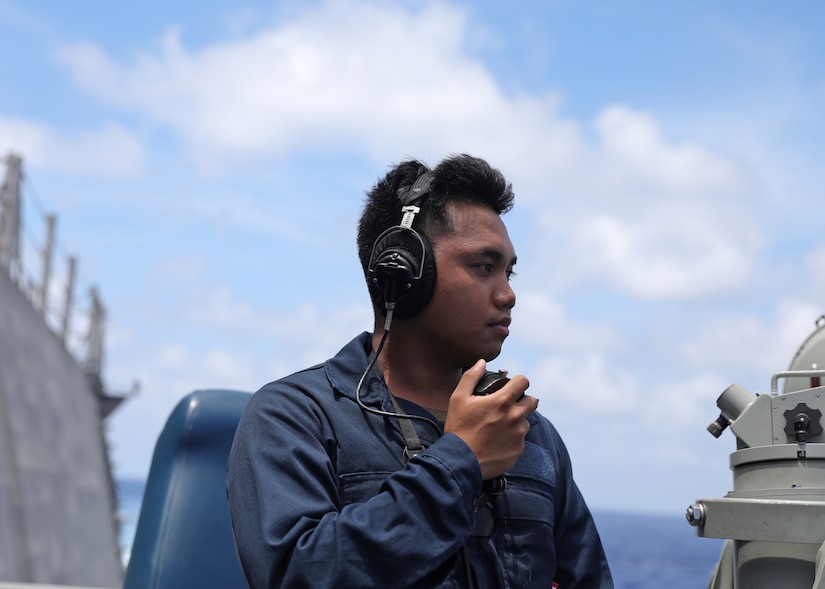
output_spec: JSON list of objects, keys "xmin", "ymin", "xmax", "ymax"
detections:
[{"xmin": 368, "ymin": 227, "xmax": 436, "ymax": 319}]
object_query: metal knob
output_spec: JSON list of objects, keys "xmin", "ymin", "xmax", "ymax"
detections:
[{"xmin": 685, "ymin": 503, "xmax": 705, "ymax": 527}]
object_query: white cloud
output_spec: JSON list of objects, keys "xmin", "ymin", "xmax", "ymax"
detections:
[
  {"xmin": 643, "ymin": 372, "xmax": 732, "ymax": 432},
  {"xmin": 44, "ymin": 1, "xmax": 770, "ymax": 303},
  {"xmin": 179, "ymin": 284, "xmax": 371, "ymax": 342},
  {"xmin": 50, "ymin": 1, "xmax": 583, "ymax": 176},
  {"xmin": 107, "ymin": 292, "xmax": 372, "ymax": 478},
  {"xmin": 532, "ymin": 106, "xmax": 763, "ymax": 300},
  {"xmin": 566, "ymin": 206, "xmax": 756, "ymax": 299},
  {"xmin": 681, "ymin": 298, "xmax": 822, "ymax": 377},
  {"xmin": 532, "ymin": 350, "xmax": 640, "ymax": 415},
  {"xmin": 514, "ymin": 290, "xmax": 619, "ymax": 351},
  {"xmin": 0, "ymin": 118, "xmax": 144, "ymax": 177},
  {"xmin": 50, "ymin": 4, "xmax": 471, "ymax": 161},
  {"xmin": 806, "ymin": 245, "xmax": 825, "ymax": 294},
  {"xmin": 594, "ymin": 106, "xmax": 747, "ymax": 200}
]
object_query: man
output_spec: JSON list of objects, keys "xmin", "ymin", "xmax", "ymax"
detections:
[{"xmin": 227, "ymin": 154, "xmax": 613, "ymax": 588}]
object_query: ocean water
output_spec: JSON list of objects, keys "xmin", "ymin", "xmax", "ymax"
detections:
[
  {"xmin": 593, "ymin": 510, "xmax": 722, "ymax": 589},
  {"xmin": 116, "ymin": 478, "xmax": 722, "ymax": 588}
]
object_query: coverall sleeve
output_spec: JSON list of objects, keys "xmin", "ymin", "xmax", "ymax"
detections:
[{"xmin": 226, "ymin": 383, "xmax": 482, "ymax": 589}]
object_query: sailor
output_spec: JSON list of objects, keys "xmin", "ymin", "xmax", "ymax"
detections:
[{"xmin": 227, "ymin": 154, "xmax": 613, "ymax": 588}]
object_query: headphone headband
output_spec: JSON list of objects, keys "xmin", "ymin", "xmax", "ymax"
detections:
[{"xmin": 399, "ymin": 172, "xmax": 435, "ymax": 205}]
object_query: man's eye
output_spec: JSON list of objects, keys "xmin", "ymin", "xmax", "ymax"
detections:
[{"xmin": 506, "ymin": 269, "xmax": 517, "ymax": 281}]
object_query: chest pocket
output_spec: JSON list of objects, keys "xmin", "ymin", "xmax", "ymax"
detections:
[
  {"xmin": 338, "ymin": 471, "xmax": 394, "ymax": 506},
  {"xmin": 493, "ymin": 441, "xmax": 558, "ymax": 587}
]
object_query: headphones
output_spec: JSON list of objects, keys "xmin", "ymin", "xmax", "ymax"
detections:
[{"xmin": 367, "ymin": 171, "xmax": 437, "ymax": 319}]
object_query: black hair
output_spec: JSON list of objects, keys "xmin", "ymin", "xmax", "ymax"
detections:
[{"xmin": 357, "ymin": 153, "xmax": 514, "ymax": 311}]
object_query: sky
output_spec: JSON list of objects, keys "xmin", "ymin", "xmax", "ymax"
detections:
[{"xmin": 2, "ymin": 0, "xmax": 825, "ymax": 518}]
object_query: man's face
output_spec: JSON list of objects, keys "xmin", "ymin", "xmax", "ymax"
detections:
[{"xmin": 412, "ymin": 200, "xmax": 517, "ymax": 367}]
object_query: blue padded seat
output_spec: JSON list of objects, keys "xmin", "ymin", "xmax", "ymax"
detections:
[{"xmin": 124, "ymin": 389, "xmax": 252, "ymax": 589}]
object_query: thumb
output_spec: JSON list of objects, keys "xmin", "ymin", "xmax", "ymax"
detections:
[{"xmin": 457, "ymin": 359, "xmax": 487, "ymax": 397}]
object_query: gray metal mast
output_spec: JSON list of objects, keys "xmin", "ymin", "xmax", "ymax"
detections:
[
  {"xmin": 0, "ymin": 153, "xmax": 23, "ymax": 284},
  {"xmin": 84, "ymin": 286, "xmax": 106, "ymax": 378}
]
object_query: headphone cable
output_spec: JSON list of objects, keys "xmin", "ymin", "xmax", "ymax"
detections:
[{"xmin": 354, "ymin": 305, "xmax": 442, "ymax": 435}]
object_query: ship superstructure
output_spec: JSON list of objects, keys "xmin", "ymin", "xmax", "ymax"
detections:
[{"xmin": 0, "ymin": 153, "xmax": 126, "ymax": 587}]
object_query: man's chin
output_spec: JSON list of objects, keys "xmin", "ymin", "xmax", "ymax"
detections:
[{"xmin": 482, "ymin": 344, "xmax": 504, "ymax": 362}]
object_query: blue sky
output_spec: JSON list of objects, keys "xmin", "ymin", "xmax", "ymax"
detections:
[{"xmin": 3, "ymin": 0, "xmax": 825, "ymax": 517}]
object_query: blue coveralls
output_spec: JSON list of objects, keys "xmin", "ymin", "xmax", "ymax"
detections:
[{"xmin": 227, "ymin": 332, "xmax": 613, "ymax": 588}]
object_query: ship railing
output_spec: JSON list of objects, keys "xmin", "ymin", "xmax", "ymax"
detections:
[{"xmin": 0, "ymin": 152, "xmax": 107, "ymax": 379}]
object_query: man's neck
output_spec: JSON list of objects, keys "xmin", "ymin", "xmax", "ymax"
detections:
[{"xmin": 371, "ymin": 329, "xmax": 461, "ymax": 411}]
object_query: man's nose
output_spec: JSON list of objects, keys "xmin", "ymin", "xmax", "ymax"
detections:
[{"xmin": 495, "ymin": 280, "xmax": 516, "ymax": 310}]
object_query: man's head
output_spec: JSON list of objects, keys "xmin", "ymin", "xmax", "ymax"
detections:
[{"xmin": 357, "ymin": 154, "xmax": 514, "ymax": 318}]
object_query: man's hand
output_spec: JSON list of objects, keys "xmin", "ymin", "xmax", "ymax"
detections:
[{"xmin": 444, "ymin": 359, "xmax": 538, "ymax": 480}]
